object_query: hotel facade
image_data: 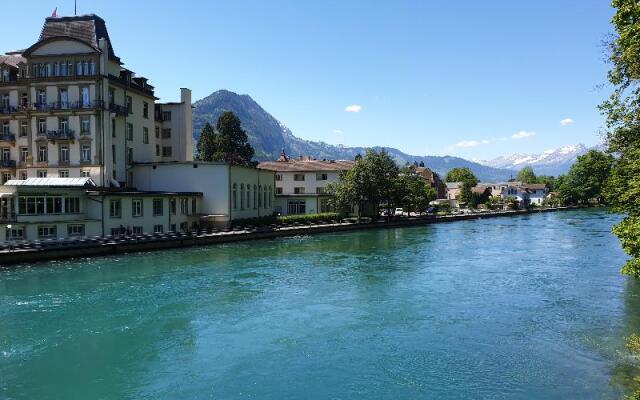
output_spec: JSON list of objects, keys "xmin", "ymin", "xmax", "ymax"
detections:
[{"xmin": 0, "ymin": 14, "xmax": 274, "ymax": 242}]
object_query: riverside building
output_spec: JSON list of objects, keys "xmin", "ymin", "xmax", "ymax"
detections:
[
  {"xmin": 257, "ymin": 150, "xmax": 354, "ymax": 215},
  {"xmin": 0, "ymin": 14, "xmax": 193, "ymax": 187}
]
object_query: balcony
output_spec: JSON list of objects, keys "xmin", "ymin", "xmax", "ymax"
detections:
[
  {"xmin": 0, "ymin": 106, "xmax": 20, "ymax": 115},
  {"xmin": 0, "ymin": 159, "xmax": 16, "ymax": 168},
  {"xmin": 108, "ymin": 103, "xmax": 129, "ymax": 117},
  {"xmin": 46, "ymin": 130, "xmax": 75, "ymax": 141},
  {"xmin": 0, "ymin": 133, "xmax": 15, "ymax": 143},
  {"xmin": 0, "ymin": 212, "xmax": 17, "ymax": 223}
]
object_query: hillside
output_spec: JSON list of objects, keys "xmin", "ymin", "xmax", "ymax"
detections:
[{"xmin": 192, "ymin": 90, "xmax": 514, "ymax": 181}]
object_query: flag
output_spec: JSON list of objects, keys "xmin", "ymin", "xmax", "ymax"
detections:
[{"xmin": 51, "ymin": 7, "xmax": 58, "ymax": 17}]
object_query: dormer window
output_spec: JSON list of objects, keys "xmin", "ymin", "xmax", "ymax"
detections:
[{"xmin": 1, "ymin": 69, "xmax": 8, "ymax": 82}]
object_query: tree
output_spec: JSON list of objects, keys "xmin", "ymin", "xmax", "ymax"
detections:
[
  {"xmin": 600, "ymin": 0, "xmax": 640, "ymax": 277},
  {"xmin": 536, "ymin": 175, "xmax": 557, "ymax": 191},
  {"xmin": 195, "ymin": 123, "xmax": 217, "ymax": 162},
  {"xmin": 214, "ymin": 111, "xmax": 255, "ymax": 166},
  {"xmin": 445, "ymin": 167, "xmax": 478, "ymax": 187},
  {"xmin": 396, "ymin": 173, "xmax": 436, "ymax": 214},
  {"xmin": 516, "ymin": 167, "xmax": 537, "ymax": 184},
  {"xmin": 557, "ymin": 150, "xmax": 613, "ymax": 205},
  {"xmin": 419, "ymin": 161, "xmax": 425, "ymax": 167},
  {"xmin": 327, "ymin": 149, "xmax": 400, "ymax": 218}
]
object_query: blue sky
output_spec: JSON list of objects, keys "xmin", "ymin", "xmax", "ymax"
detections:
[{"xmin": 1, "ymin": 1, "xmax": 614, "ymax": 160}]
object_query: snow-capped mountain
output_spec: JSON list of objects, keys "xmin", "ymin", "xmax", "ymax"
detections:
[{"xmin": 477, "ymin": 144, "xmax": 602, "ymax": 176}]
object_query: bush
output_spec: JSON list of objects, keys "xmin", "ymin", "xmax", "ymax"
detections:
[{"xmin": 232, "ymin": 213, "xmax": 341, "ymax": 227}]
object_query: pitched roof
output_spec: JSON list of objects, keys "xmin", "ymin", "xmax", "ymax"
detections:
[
  {"xmin": 4, "ymin": 177, "xmax": 96, "ymax": 187},
  {"xmin": 446, "ymin": 182, "xmax": 462, "ymax": 189},
  {"xmin": 522, "ymin": 183, "xmax": 547, "ymax": 190},
  {"xmin": 257, "ymin": 159, "xmax": 355, "ymax": 172},
  {"xmin": 28, "ymin": 14, "xmax": 118, "ymax": 61},
  {"xmin": 0, "ymin": 54, "xmax": 25, "ymax": 68}
]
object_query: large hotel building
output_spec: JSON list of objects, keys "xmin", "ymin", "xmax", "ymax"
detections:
[
  {"xmin": 0, "ymin": 14, "xmax": 275, "ymax": 241},
  {"xmin": 0, "ymin": 14, "xmax": 192, "ymax": 186}
]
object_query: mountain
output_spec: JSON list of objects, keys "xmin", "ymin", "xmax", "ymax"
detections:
[
  {"xmin": 477, "ymin": 144, "xmax": 604, "ymax": 176},
  {"xmin": 192, "ymin": 90, "xmax": 514, "ymax": 181}
]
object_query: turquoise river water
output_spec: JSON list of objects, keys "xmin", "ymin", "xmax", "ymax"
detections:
[{"xmin": 1, "ymin": 209, "xmax": 639, "ymax": 399}]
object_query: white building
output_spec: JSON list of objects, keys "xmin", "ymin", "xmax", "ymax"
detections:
[
  {"xmin": 257, "ymin": 151, "xmax": 354, "ymax": 215},
  {"xmin": 0, "ymin": 14, "xmax": 193, "ymax": 187},
  {"xmin": 501, "ymin": 183, "xmax": 548, "ymax": 208}
]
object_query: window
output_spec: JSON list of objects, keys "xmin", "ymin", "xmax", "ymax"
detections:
[
  {"xmin": 58, "ymin": 170, "xmax": 69, "ymax": 178},
  {"xmin": 170, "ymin": 198, "xmax": 176, "ymax": 215},
  {"xmin": 264, "ymin": 186, "xmax": 268, "ymax": 208},
  {"xmin": 268, "ymin": 187, "xmax": 272, "ymax": 208},
  {"xmin": 5, "ymin": 227, "xmax": 24, "ymax": 240},
  {"xmin": 19, "ymin": 121, "xmax": 27, "ymax": 137},
  {"xmin": 81, "ymin": 145, "xmax": 91, "ymax": 162},
  {"xmin": 287, "ymin": 200, "xmax": 306, "ymax": 215},
  {"xmin": 1, "ymin": 121, "xmax": 8, "ymax": 135},
  {"xmin": 58, "ymin": 117, "xmax": 69, "ymax": 133},
  {"xmin": 65, "ymin": 197, "xmax": 79, "ymax": 214},
  {"xmin": 1, "ymin": 94, "xmax": 9, "ymax": 110},
  {"xmin": 133, "ymin": 226, "xmax": 143, "ymax": 235},
  {"xmin": 109, "ymin": 199, "xmax": 121, "ymax": 218},
  {"xmin": 67, "ymin": 224, "xmax": 85, "ymax": 237},
  {"xmin": 81, "ymin": 116, "xmax": 90, "ymax": 134},
  {"xmin": 112, "ymin": 145, "xmax": 116, "ymax": 164},
  {"xmin": 162, "ymin": 111, "xmax": 171, "ymax": 121},
  {"xmin": 155, "ymin": 126, "xmax": 160, "ymax": 138},
  {"xmin": 19, "ymin": 147, "xmax": 28, "ymax": 162},
  {"xmin": 143, "ymin": 127, "xmax": 149, "ymax": 144},
  {"xmin": 162, "ymin": 146, "xmax": 172, "ymax": 157},
  {"xmin": 76, "ymin": 61, "xmax": 83, "ymax": 76},
  {"xmin": 316, "ymin": 173, "xmax": 328, "ymax": 181},
  {"xmin": 246, "ymin": 185, "xmax": 251, "ymax": 209},
  {"xmin": 111, "ymin": 119, "xmax": 116, "ymax": 137},
  {"xmin": 275, "ymin": 174, "xmax": 282, "ymax": 181},
  {"xmin": 233, "ymin": 184, "xmax": 238, "ymax": 210},
  {"xmin": 127, "ymin": 147, "xmax": 133, "ymax": 164},
  {"xmin": 37, "ymin": 89, "xmax": 46, "ymax": 106},
  {"xmin": 80, "ymin": 170, "xmax": 90, "ymax": 177},
  {"xmin": 180, "ymin": 222, "xmax": 188, "ymax": 232},
  {"xmin": 126, "ymin": 123, "xmax": 133, "ymax": 141},
  {"xmin": 153, "ymin": 224, "xmax": 164, "ymax": 233},
  {"xmin": 2, "ymin": 172, "xmax": 11, "ymax": 183},
  {"xmin": 294, "ymin": 174, "xmax": 305, "ymax": 181},
  {"xmin": 125, "ymin": 96, "xmax": 132, "ymax": 113},
  {"xmin": 276, "ymin": 187, "xmax": 283, "ymax": 194},
  {"xmin": 37, "ymin": 170, "xmax": 47, "ymax": 178},
  {"xmin": 38, "ymin": 118, "xmax": 46, "ymax": 134},
  {"xmin": 81, "ymin": 86, "xmax": 90, "ymax": 108},
  {"xmin": 20, "ymin": 93, "xmax": 28, "ymax": 108},
  {"xmin": 191, "ymin": 198, "xmax": 197, "ymax": 215},
  {"xmin": 152, "ymin": 198, "xmax": 163, "ymax": 216},
  {"xmin": 155, "ymin": 144, "xmax": 160, "ymax": 157},
  {"xmin": 180, "ymin": 198, "xmax": 189, "ymax": 214},
  {"xmin": 320, "ymin": 198, "xmax": 334, "ymax": 213},
  {"xmin": 19, "ymin": 171, "xmax": 27, "ymax": 180},
  {"xmin": 59, "ymin": 88, "xmax": 68, "ymax": 109},
  {"xmin": 316, "ymin": 187, "xmax": 326, "ymax": 194},
  {"xmin": 294, "ymin": 187, "xmax": 305, "ymax": 194},
  {"xmin": 38, "ymin": 225, "xmax": 57, "ymax": 238},
  {"xmin": 132, "ymin": 199, "xmax": 143, "ymax": 217},
  {"xmin": 1, "ymin": 147, "xmax": 9, "ymax": 160},
  {"xmin": 38, "ymin": 146, "xmax": 47, "ymax": 162},
  {"xmin": 143, "ymin": 102, "xmax": 149, "ymax": 118},
  {"xmin": 59, "ymin": 145, "xmax": 69, "ymax": 163},
  {"xmin": 240, "ymin": 184, "xmax": 245, "ymax": 210},
  {"xmin": 253, "ymin": 185, "xmax": 257, "ymax": 209},
  {"xmin": 162, "ymin": 128, "xmax": 171, "ymax": 138},
  {"xmin": 108, "ymin": 88, "xmax": 115, "ymax": 105}
]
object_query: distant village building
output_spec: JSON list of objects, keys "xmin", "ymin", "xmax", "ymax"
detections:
[
  {"xmin": 415, "ymin": 166, "xmax": 446, "ymax": 199},
  {"xmin": 257, "ymin": 150, "xmax": 354, "ymax": 215},
  {"xmin": 500, "ymin": 183, "xmax": 548, "ymax": 208}
]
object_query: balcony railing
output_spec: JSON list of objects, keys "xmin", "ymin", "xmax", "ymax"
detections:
[
  {"xmin": 0, "ymin": 106, "xmax": 20, "ymax": 114},
  {"xmin": 0, "ymin": 159, "xmax": 16, "ymax": 168},
  {"xmin": 108, "ymin": 103, "xmax": 129, "ymax": 117},
  {"xmin": 0, "ymin": 213, "xmax": 17, "ymax": 223},
  {"xmin": 46, "ymin": 130, "xmax": 75, "ymax": 141},
  {"xmin": 0, "ymin": 133, "xmax": 15, "ymax": 142}
]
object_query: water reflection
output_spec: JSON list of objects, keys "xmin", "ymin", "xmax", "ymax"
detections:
[{"xmin": 611, "ymin": 279, "xmax": 640, "ymax": 397}]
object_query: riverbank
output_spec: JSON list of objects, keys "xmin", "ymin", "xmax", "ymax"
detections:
[{"xmin": 0, "ymin": 206, "xmax": 582, "ymax": 266}]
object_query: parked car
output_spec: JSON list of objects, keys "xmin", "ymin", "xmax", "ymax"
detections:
[
  {"xmin": 394, "ymin": 208, "xmax": 404, "ymax": 216},
  {"xmin": 426, "ymin": 207, "xmax": 437, "ymax": 214}
]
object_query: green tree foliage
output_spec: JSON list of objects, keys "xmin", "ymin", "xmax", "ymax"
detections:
[
  {"xmin": 445, "ymin": 167, "xmax": 478, "ymax": 186},
  {"xmin": 397, "ymin": 173, "xmax": 437, "ymax": 214},
  {"xmin": 214, "ymin": 111, "xmax": 255, "ymax": 166},
  {"xmin": 516, "ymin": 167, "xmax": 537, "ymax": 184},
  {"xmin": 327, "ymin": 149, "xmax": 399, "ymax": 217},
  {"xmin": 195, "ymin": 123, "xmax": 217, "ymax": 162},
  {"xmin": 536, "ymin": 175, "xmax": 557, "ymax": 191},
  {"xmin": 600, "ymin": 0, "xmax": 640, "ymax": 278},
  {"xmin": 558, "ymin": 150, "xmax": 614, "ymax": 205}
]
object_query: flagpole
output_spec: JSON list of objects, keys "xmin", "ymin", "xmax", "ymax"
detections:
[{"xmin": 75, "ymin": 0, "xmax": 77, "ymax": 16}]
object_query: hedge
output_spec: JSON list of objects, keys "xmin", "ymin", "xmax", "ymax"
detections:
[{"xmin": 232, "ymin": 213, "xmax": 341, "ymax": 227}]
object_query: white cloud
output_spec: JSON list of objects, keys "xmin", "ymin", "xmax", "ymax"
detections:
[
  {"xmin": 333, "ymin": 129, "xmax": 343, "ymax": 134},
  {"xmin": 560, "ymin": 118, "xmax": 574, "ymax": 126},
  {"xmin": 511, "ymin": 130, "xmax": 536, "ymax": 139},
  {"xmin": 454, "ymin": 139, "xmax": 489, "ymax": 148},
  {"xmin": 345, "ymin": 105, "xmax": 362, "ymax": 113}
]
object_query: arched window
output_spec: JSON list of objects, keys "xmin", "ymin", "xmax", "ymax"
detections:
[
  {"xmin": 258, "ymin": 185, "xmax": 262, "ymax": 208},
  {"xmin": 232, "ymin": 183, "xmax": 237, "ymax": 210},
  {"xmin": 268, "ymin": 186, "xmax": 272, "ymax": 208},
  {"xmin": 253, "ymin": 185, "xmax": 257, "ymax": 209},
  {"xmin": 264, "ymin": 186, "xmax": 268, "ymax": 209},
  {"xmin": 246, "ymin": 184, "xmax": 251, "ymax": 209},
  {"xmin": 240, "ymin": 184, "xmax": 245, "ymax": 210}
]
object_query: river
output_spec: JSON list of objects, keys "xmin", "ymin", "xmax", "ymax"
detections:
[{"xmin": 1, "ymin": 209, "xmax": 638, "ymax": 399}]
